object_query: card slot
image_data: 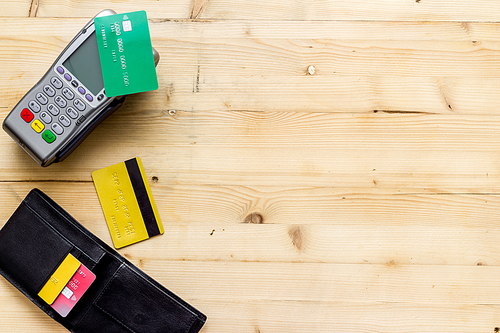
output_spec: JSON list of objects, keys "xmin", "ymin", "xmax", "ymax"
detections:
[
  {"xmin": 0, "ymin": 202, "xmax": 74, "ymax": 295},
  {"xmin": 65, "ymin": 252, "xmax": 123, "ymax": 326},
  {"xmin": 91, "ymin": 264, "xmax": 203, "ymax": 333},
  {"xmin": 69, "ymin": 248, "xmax": 96, "ymax": 271}
]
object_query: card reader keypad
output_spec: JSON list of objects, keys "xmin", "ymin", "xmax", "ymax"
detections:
[
  {"xmin": 66, "ymin": 107, "xmax": 78, "ymax": 119},
  {"xmin": 20, "ymin": 70, "xmax": 92, "ymax": 144}
]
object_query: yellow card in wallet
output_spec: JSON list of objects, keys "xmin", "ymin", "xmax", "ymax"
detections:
[
  {"xmin": 38, "ymin": 254, "xmax": 80, "ymax": 305},
  {"xmin": 92, "ymin": 157, "xmax": 163, "ymax": 248}
]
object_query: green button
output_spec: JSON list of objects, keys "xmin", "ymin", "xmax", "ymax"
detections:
[{"xmin": 42, "ymin": 130, "xmax": 56, "ymax": 143}]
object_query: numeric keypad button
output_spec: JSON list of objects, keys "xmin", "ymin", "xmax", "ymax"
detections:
[
  {"xmin": 50, "ymin": 76, "xmax": 63, "ymax": 89},
  {"xmin": 43, "ymin": 85, "xmax": 56, "ymax": 97},
  {"xmin": 40, "ymin": 112, "xmax": 52, "ymax": 124},
  {"xmin": 73, "ymin": 98, "xmax": 86, "ymax": 111},
  {"xmin": 51, "ymin": 123, "xmax": 64, "ymax": 135},
  {"xmin": 54, "ymin": 95, "xmax": 67, "ymax": 108},
  {"xmin": 62, "ymin": 87, "xmax": 75, "ymax": 100},
  {"xmin": 47, "ymin": 103, "xmax": 60, "ymax": 116},
  {"xmin": 35, "ymin": 92, "xmax": 48, "ymax": 105},
  {"xmin": 66, "ymin": 107, "xmax": 78, "ymax": 119},
  {"xmin": 59, "ymin": 114, "xmax": 71, "ymax": 127},
  {"xmin": 28, "ymin": 100, "xmax": 41, "ymax": 113}
]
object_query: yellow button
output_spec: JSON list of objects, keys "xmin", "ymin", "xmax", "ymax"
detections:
[{"xmin": 31, "ymin": 119, "xmax": 45, "ymax": 133}]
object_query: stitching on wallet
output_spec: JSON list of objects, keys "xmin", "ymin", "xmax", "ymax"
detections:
[
  {"xmin": 93, "ymin": 264, "xmax": 138, "ymax": 333},
  {"xmin": 94, "ymin": 306, "xmax": 137, "ymax": 333},
  {"xmin": 181, "ymin": 314, "xmax": 198, "ymax": 333},
  {"xmin": 35, "ymin": 191, "xmax": 121, "ymax": 264},
  {"xmin": 93, "ymin": 263, "xmax": 124, "ymax": 305},
  {"xmin": 128, "ymin": 264, "xmax": 182, "ymax": 303},
  {"xmin": 73, "ymin": 263, "xmax": 126, "ymax": 330},
  {"xmin": 27, "ymin": 194, "xmax": 107, "ymax": 264},
  {"xmin": 23, "ymin": 203, "xmax": 98, "ymax": 265},
  {"xmin": 104, "ymin": 265, "xmax": 199, "ymax": 333},
  {"xmin": 0, "ymin": 257, "xmax": 61, "ymax": 323}
]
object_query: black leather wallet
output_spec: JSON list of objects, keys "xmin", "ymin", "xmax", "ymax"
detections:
[{"xmin": 0, "ymin": 188, "xmax": 206, "ymax": 333}]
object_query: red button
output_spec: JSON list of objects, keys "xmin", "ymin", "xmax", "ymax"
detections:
[{"xmin": 21, "ymin": 108, "xmax": 34, "ymax": 122}]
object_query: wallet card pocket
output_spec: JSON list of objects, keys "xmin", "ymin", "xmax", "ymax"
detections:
[
  {"xmin": 93, "ymin": 265, "xmax": 200, "ymax": 333},
  {"xmin": 0, "ymin": 202, "xmax": 73, "ymax": 295}
]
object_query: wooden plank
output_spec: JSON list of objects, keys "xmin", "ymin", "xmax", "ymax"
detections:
[
  {"xmin": 34, "ymin": 0, "xmax": 500, "ymax": 22},
  {"xmin": 1, "ymin": 183, "xmax": 500, "ymax": 266},
  {"xmin": 149, "ymin": 20, "xmax": 500, "ymax": 41},
  {"xmin": 0, "ymin": 0, "xmax": 31, "ymax": 17},
  {"xmin": 35, "ymin": 0, "xmax": 191, "ymax": 19},
  {"xmin": 1, "ymin": 291, "xmax": 499, "ymax": 333},
  {"xmin": 4, "ymin": 73, "xmax": 500, "ymax": 115},
  {"xmin": 2, "ymin": 259, "xmax": 500, "ymax": 305},
  {"xmin": 2, "ymin": 111, "xmax": 500, "ymax": 191},
  {"xmin": 181, "ymin": 301, "xmax": 500, "ymax": 333},
  {"xmin": 2, "ymin": 26, "xmax": 499, "ymax": 79},
  {"xmin": 1, "ymin": 20, "xmax": 499, "ymax": 114},
  {"xmin": 98, "ymin": 261, "xmax": 500, "ymax": 305},
  {"xmin": 2, "ymin": 19, "xmax": 500, "ymax": 41}
]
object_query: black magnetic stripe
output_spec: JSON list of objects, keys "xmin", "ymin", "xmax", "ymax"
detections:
[{"xmin": 124, "ymin": 158, "xmax": 161, "ymax": 237}]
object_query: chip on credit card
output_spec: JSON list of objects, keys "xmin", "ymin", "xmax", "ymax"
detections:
[
  {"xmin": 51, "ymin": 263, "xmax": 96, "ymax": 317},
  {"xmin": 94, "ymin": 10, "xmax": 158, "ymax": 97}
]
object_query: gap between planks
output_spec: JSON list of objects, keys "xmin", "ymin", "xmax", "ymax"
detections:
[{"xmin": 28, "ymin": 0, "xmax": 39, "ymax": 17}]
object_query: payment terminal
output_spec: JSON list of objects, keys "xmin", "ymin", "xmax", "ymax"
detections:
[{"xmin": 3, "ymin": 9, "xmax": 159, "ymax": 166}]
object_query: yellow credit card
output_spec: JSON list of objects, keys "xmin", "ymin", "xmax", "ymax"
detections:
[
  {"xmin": 92, "ymin": 157, "xmax": 163, "ymax": 249},
  {"xmin": 38, "ymin": 254, "xmax": 80, "ymax": 305}
]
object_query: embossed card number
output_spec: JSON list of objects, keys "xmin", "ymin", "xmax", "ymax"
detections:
[
  {"xmin": 92, "ymin": 157, "xmax": 163, "ymax": 249},
  {"xmin": 94, "ymin": 11, "xmax": 158, "ymax": 97}
]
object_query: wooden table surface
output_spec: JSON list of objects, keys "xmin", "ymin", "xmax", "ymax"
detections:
[{"xmin": 1, "ymin": 1, "xmax": 500, "ymax": 332}]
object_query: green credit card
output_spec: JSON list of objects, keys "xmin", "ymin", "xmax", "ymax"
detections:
[{"xmin": 94, "ymin": 11, "xmax": 158, "ymax": 97}]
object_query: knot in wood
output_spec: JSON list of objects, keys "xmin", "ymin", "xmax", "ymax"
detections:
[
  {"xmin": 244, "ymin": 212, "xmax": 264, "ymax": 224},
  {"xmin": 289, "ymin": 225, "xmax": 304, "ymax": 251},
  {"xmin": 307, "ymin": 65, "xmax": 316, "ymax": 75}
]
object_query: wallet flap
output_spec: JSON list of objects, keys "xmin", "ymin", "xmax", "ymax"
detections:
[{"xmin": 94, "ymin": 265, "xmax": 200, "ymax": 333}]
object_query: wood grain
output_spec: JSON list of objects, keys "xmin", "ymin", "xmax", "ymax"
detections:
[
  {"xmin": 0, "ymin": 0, "xmax": 31, "ymax": 17},
  {"xmin": 1, "ymin": 19, "xmax": 499, "ymax": 115},
  {"xmin": 3, "ymin": 110, "xmax": 500, "ymax": 192},
  {"xmin": 28, "ymin": 0, "xmax": 500, "ymax": 22},
  {"xmin": 1, "ymin": 1, "xmax": 500, "ymax": 333},
  {"xmin": 2, "ymin": 183, "xmax": 500, "ymax": 267}
]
